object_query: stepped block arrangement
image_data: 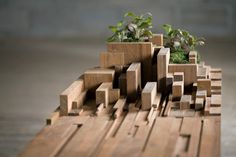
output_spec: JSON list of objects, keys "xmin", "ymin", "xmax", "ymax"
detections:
[{"xmin": 19, "ymin": 35, "xmax": 221, "ymax": 157}]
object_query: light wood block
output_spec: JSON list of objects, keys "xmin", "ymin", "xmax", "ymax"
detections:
[
  {"xmin": 84, "ymin": 68, "xmax": 115, "ymax": 93},
  {"xmin": 197, "ymin": 66, "xmax": 207, "ymax": 79},
  {"xmin": 209, "ymin": 72, "xmax": 222, "ymax": 80},
  {"xmin": 157, "ymin": 48, "xmax": 170, "ymax": 92},
  {"xmin": 204, "ymin": 97, "xmax": 211, "ymax": 116},
  {"xmin": 195, "ymin": 97, "xmax": 204, "ymax": 110},
  {"xmin": 107, "ymin": 42, "xmax": 153, "ymax": 86},
  {"xmin": 211, "ymin": 89, "xmax": 221, "ymax": 95},
  {"xmin": 113, "ymin": 98, "xmax": 126, "ymax": 118},
  {"xmin": 197, "ymin": 79, "xmax": 211, "ymax": 96},
  {"xmin": 118, "ymin": 73, "xmax": 127, "ymax": 95},
  {"xmin": 168, "ymin": 64, "xmax": 197, "ymax": 87},
  {"xmin": 46, "ymin": 107, "xmax": 60, "ymax": 125},
  {"xmin": 109, "ymin": 89, "xmax": 120, "ymax": 104},
  {"xmin": 127, "ymin": 62, "xmax": 141, "ymax": 102},
  {"xmin": 100, "ymin": 52, "xmax": 124, "ymax": 68},
  {"xmin": 189, "ymin": 57, "xmax": 197, "ymax": 64},
  {"xmin": 174, "ymin": 72, "xmax": 184, "ymax": 82},
  {"xmin": 172, "ymin": 81, "xmax": 184, "ymax": 100},
  {"xmin": 210, "ymin": 107, "xmax": 221, "ymax": 115},
  {"xmin": 196, "ymin": 90, "xmax": 207, "ymax": 100},
  {"xmin": 211, "ymin": 80, "xmax": 221, "ymax": 90},
  {"xmin": 149, "ymin": 34, "xmax": 163, "ymax": 46},
  {"xmin": 141, "ymin": 82, "xmax": 157, "ymax": 110},
  {"xmin": 60, "ymin": 76, "xmax": 84, "ymax": 116},
  {"xmin": 180, "ymin": 95, "xmax": 192, "ymax": 110},
  {"xmin": 96, "ymin": 82, "xmax": 112, "ymax": 107},
  {"xmin": 211, "ymin": 95, "xmax": 221, "ymax": 107}
]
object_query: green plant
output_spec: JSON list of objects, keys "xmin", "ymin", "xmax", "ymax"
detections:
[
  {"xmin": 163, "ymin": 24, "xmax": 205, "ymax": 64},
  {"xmin": 107, "ymin": 12, "xmax": 153, "ymax": 42}
]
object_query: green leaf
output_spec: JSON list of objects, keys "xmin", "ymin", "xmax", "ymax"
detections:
[
  {"xmin": 163, "ymin": 24, "xmax": 172, "ymax": 34},
  {"xmin": 124, "ymin": 12, "xmax": 135, "ymax": 18},
  {"xmin": 108, "ymin": 25, "xmax": 117, "ymax": 33}
]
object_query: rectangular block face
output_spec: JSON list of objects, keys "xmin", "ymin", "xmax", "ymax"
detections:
[
  {"xmin": 211, "ymin": 95, "xmax": 221, "ymax": 107},
  {"xmin": 142, "ymin": 82, "xmax": 157, "ymax": 110},
  {"xmin": 107, "ymin": 42, "xmax": 153, "ymax": 86},
  {"xmin": 157, "ymin": 48, "xmax": 170, "ymax": 92},
  {"xmin": 211, "ymin": 80, "xmax": 221, "ymax": 90},
  {"xmin": 109, "ymin": 89, "xmax": 120, "ymax": 104},
  {"xmin": 166, "ymin": 73, "xmax": 174, "ymax": 92},
  {"xmin": 172, "ymin": 81, "xmax": 184, "ymax": 100},
  {"xmin": 60, "ymin": 76, "xmax": 84, "ymax": 116},
  {"xmin": 126, "ymin": 63, "xmax": 141, "ymax": 102},
  {"xmin": 197, "ymin": 79, "xmax": 211, "ymax": 96},
  {"xmin": 180, "ymin": 95, "xmax": 192, "ymax": 110},
  {"xmin": 118, "ymin": 73, "xmax": 127, "ymax": 95},
  {"xmin": 195, "ymin": 98, "xmax": 204, "ymax": 110},
  {"xmin": 149, "ymin": 34, "xmax": 163, "ymax": 46},
  {"xmin": 198, "ymin": 66, "xmax": 207, "ymax": 79},
  {"xmin": 96, "ymin": 82, "xmax": 112, "ymax": 107},
  {"xmin": 84, "ymin": 68, "xmax": 115, "ymax": 93},
  {"xmin": 100, "ymin": 52, "xmax": 125, "ymax": 68},
  {"xmin": 196, "ymin": 90, "xmax": 207, "ymax": 100},
  {"xmin": 168, "ymin": 64, "xmax": 197, "ymax": 87},
  {"xmin": 174, "ymin": 72, "xmax": 184, "ymax": 82}
]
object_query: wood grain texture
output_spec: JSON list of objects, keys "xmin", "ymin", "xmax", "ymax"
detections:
[
  {"xmin": 100, "ymin": 52, "xmax": 124, "ymax": 68},
  {"xmin": 141, "ymin": 82, "xmax": 157, "ymax": 110}
]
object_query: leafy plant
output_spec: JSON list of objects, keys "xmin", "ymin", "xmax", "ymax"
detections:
[
  {"xmin": 163, "ymin": 24, "xmax": 205, "ymax": 64},
  {"xmin": 107, "ymin": 12, "xmax": 153, "ymax": 42}
]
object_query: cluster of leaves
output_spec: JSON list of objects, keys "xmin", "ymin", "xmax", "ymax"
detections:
[
  {"xmin": 107, "ymin": 12, "xmax": 153, "ymax": 42},
  {"xmin": 163, "ymin": 24, "xmax": 205, "ymax": 64}
]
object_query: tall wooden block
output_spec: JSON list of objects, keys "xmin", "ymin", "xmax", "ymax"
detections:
[
  {"xmin": 109, "ymin": 89, "xmax": 120, "ymax": 104},
  {"xmin": 195, "ymin": 97, "xmax": 204, "ymax": 110},
  {"xmin": 157, "ymin": 48, "xmax": 170, "ymax": 92},
  {"xmin": 127, "ymin": 63, "xmax": 141, "ymax": 102},
  {"xmin": 180, "ymin": 95, "xmax": 192, "ymax": 110},
  {"xmin": 141, "ymin": 82, "xmax": 157, "ymax": 110},
  {"xmin": 100, "ymin": 52, "xmax": 124, "ymax": 68},
  {"xmin": 172, "ymin": 81, "xmax": 184, "ymax": 100},
  {"xmin": 118, "ymin": 73, "xmax": 127, "ymax": 95},
  {"xmin": 84, "ymin": 68, "xmax": 115, "ymax": 93},
  {"xmin": 168, "ymin": 64, "xmax": 198, "ymax": 88},
  {"xmin": 174, "ymin": 72, "xmax": 184, "ymax": 82},
  {"xmin": 60, "ymin": 76, "xmax": 84, "ymax": 116},
  {"xmin": 197, "ymin": 79, "xmax": 211, "ymax": 96},
  {"xmin": 107, "ymin": 42, "xmax": 153, "ymax": 86},
  {"xmin": 96, "ymin": 82, "xmax": 112, "ymax": 107},
  {"xmin": 149, "ymin": 34, "xmax": 163, "ymax": 46}
]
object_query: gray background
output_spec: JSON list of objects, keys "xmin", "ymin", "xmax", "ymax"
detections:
[{"xmin": 0, "ymin": 0, "xmax": 236, "ymax": 157}]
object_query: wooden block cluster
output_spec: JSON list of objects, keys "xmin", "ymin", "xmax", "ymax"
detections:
[
  {"xmin": 189, "ymin": 51, "xmax": 197, "ymax": 64},
  {"xmin": 84, "ymin": 68, "xmax": 115, "ymax": 93},
  {"xmin": 60, "ymin": 76, "xmax": 85, "ymax": 116},
  {"xmin": 127, "ymin": 62, "xmax": 141, "ymax": 102},
  {"xmin": 141, "ymin": 82, "xmax": 157, "ymax": 110},
  {"xmin": 157, "ymin": 48, "xmax": 170, "ymax": 92},
  {"xmin": 172, "ymin": 81, "xmax": 184, "ymax": 101},
  {"xmin": 180, "ymin": 95, "xmax": 192, "ymax": 110},
  {"xmin": 100, "ymin": 52, "xmax": 124, "ymax": 68},
  {"xmin": 96, "ymin": 82, "xmax": 112, "ymax": 107},
  {"xmin": 149, "ymin": 34, "xmax": 163, "ymax": 46}
]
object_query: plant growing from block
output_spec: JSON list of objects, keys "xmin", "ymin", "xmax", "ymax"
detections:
[
  {"xmin": 162, "ymin": 24, "xmax": 205, "ymax": 64},
  {"xmin": 107, "ymin": 12, "xmax": 153, "ymax": 42}
]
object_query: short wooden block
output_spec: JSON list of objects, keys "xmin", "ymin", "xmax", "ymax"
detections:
[
  {"xmin": 60, "ymin": 76, "xmax": 84, "ymax": 116},
  {"xmin": 209, "ymin": 72, "xmax": 222, "ymax": 80},
  {"xmin": 118, "ymin": 73, "xmax": 127, "ymax": 95},
  {"xmin": 109, "ymin": 89, "xmax": 120, "ymax": 104},
  {"xmin": 209, "ymin": 107, "xmax": 221, "ymax": 115},
  {"xmin": 166, "ymin": 73, "xmax": 174, "ymax": 92},
  {"xmin": 172, "ymin": 81, "xmax": 184, "ymax": 100},
  {"xmin": 72, "ymin": 90, "xmax": 87, "ymax": 109},
  {"xmin": 195, "ymin": 97, "xmax": 204, "ymax": 110},
  {"xmin": 174, "ymin": 72, "xmax": 184, "ymax": 82},
  {"xmin": 211, "ymin": 95, "xmax": 221, "ymax": 107},
  {"xmin": 113, "ymin": 98, "xmax": 126, "ymax": 118},
  {"xmin": 211, "ymin": 89, "xmax": 221, "ymax": 95},
  {"xmin": 197, "ymin": 79, "xmax": 211, "ymax": 96},
  {"xmin": 180, "ymin": 95, "xmax": 192, "ymax": 110},
  {"xmin": 96, "ymin": 82, "xmax": 112, "ymax": 107},
  {"xmin": 46, "ymin": 107, "xmax": 60, "ymax": 125},
  {"xmin": 149, "ymin": 34, "xmax": 163, "ymax": 46},
  {"xmin": 211, "ymin": 80, "xmax": 221, "ymax": 90},
  {"xmin": 168, "ymin": 64, "xmax": 197, "ymax": 87},
  {"xmin": 210, "ymin": 68, "xmax": 222, "ymax": 73},
  {"xmin": 189, "ymin": 51, "xmax": 197, "ymax": 57},
  {"xmin": 189, "ymin": 57, "xmax": 197, "ymax": 64},
  {"xmin": 141, "ymin": 82, "xmax": 157, "ymax": 110},
  {"xmin": 127, "ymin": 62, "xmax": 141, "ymax": 102},
  {"xmin": 100, "ymin": 52, "xmax": 124, "ymax": 68},
  {"xmin": 84, "ymin": 68, "xmax": 115, "ymax": 93},
  {"xmin": 197, "ymin": 66, "xmax": 207, "ymax": 79},
  {"xmin": 204, "ymin": 97, "xmax": 211, "ymax": 116},
  {"xmin": 196, "ymin": 90, "xmax": 207, "ymax": 100},
  {"xmin": 157, "ymin": 48, "xmax": 170, "ymax": 92}
]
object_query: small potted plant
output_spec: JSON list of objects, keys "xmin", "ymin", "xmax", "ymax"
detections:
[{"xmin": 106, "ymin": 12, "xmax": 154, "ymax": 85}]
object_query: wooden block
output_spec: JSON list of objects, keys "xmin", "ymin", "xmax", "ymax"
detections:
[
  {"xmin": 141, "ymin": 82, "xmax": 157, "ymax": 110},
  {"xmin": 60, "ymin": 76, "xmax": 84, "ymax": 116},
  {"xmin": 95, "ymin": 103, "xmax": 104, "ymax": 116},
  {"xmin": 166, "ymin": 73, "xmax": 174, "ymax": 92},
  {"xmin": 189, "ymin": 51, "xmax": 197, "ymax": 57},
  {"xmin": 210, "ymin": 107, "xmax": 221, "ymax": 115},
  {"xmin": 211, "ymin": 80, "xmax": 221, "ymax": 90},
  {"xmin": 197, "ymin": 66, "xmax": 207, "ymax": 79},
  {"xmin": 46, "ymin": 107, "xmax": 60, "ymax": 125},
  {"xmin": 72, "ymin": 90, "xmax": 87, "ymax": 109},
  {"xmin": 197, "ymin": 79, "xmax": 211, "ymax": 96},
  {"xmin": 211, "ymin": 95, "xmax": 221, "ymax": 107},
  {"xmin": 96, "ymin": 82, "xmax": 112, "ymax": 107},
  {"xmin": 172, "ymin": 81, "xmax": 184, "ymax": 100},
  {"xmin": 84, "ymin": 68, "xmax": 115, "ymax": 93},
  {"xmin": 211, "ymin": 89, "xmax": 221, "ymax": 95},
  {"xmin": 149, "ymin": 34, "xmax": 163, "ymax": 46},
  {"xmin": 209, "ymin": 72, "xmax": 222, "ymax": 80},
  {"xmin": 127, "ymin": 62, "xmax": 141, "ymax": 102},
  {"xmin": 68, "ymin": 108, "xmax": 82, "ymax": 116},
  {"xmin": 113, "ymin": 98, "xmax": 126, "ymax": 118},
  {"xmin": 174, "ymin": 72, "xmax": 184, "ymax": 82},
  {"xmin": 118, "ymin": 73, "xmax": 127, "ymax": 95},
  {"xmin": 100, "ymin": 52, "xmax": 124, "ymax": 68},
  {"xmin": 196, "ymin": 90, "xmax": 207, "ymax": 100},
  {"xmin": 210, "ymin": 68, "xmax": 222, "ymax": 73},
  {"xmin": 189, "ymin": 57, "xmax": 197, "ymax": 64},
  {"xmin": 108, "ymin": 89, "xmax": 120, "ymax": 104},
  {"xmin": 195, "ymin": 97, "xmax": 204, "ymax": 110},
  {"xmin": 168, "ymin": 64, "xmax": 197, "ymax": 87},
  {"xmin": 107, "ymin": 42, "xmax": 153, "ymax": 86},
  {"xmin": 180, "ymin": 95, "xmax": 192, "ymax": 110},
  {"xmin": 157, "ymin": 48, "xmax": 170, "ymax": 92},
  {"xmin": 204, "ymin": 97, "xmax": 211, "ymax": 116}
]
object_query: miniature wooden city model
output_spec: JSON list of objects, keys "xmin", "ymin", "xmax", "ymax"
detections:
[{"xmin": 19, "ymin": 34, "xmax": 221, "ymax": 157}]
